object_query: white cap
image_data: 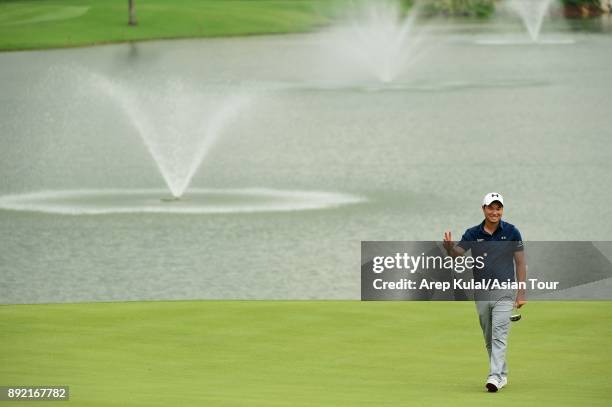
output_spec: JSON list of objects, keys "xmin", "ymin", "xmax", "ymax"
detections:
[{"xmin": 483, "ymin": 192, "xmax": 504, "ymax": 206}]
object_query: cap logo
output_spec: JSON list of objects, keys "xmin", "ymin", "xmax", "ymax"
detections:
[{"xmin": 491, "ymin": 194, "xmax": 499, "ymax": 197}]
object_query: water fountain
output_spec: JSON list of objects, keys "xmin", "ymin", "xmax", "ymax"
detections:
[
  {"xmin": 319, "ymin": 0, "xmax": 424, "ymax": 84},
  {"xmin": 0, "ymin": 69, "xmax": 365, "ymax": 214},
  {"xmin": 476, "ymin": 0, "xmax": 574, "ymax": 45},
  {"xmin": 88, "ymin": 74, "xmax": 250, "ymax": 199},
  {"xmin": 508, "ymin": 0, "xmax": 554, "ymax": 42}
]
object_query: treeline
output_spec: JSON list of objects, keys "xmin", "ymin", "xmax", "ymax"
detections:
[{"xmin": 403, "ymin": 0, "xmax": 606, "ymax": 18}]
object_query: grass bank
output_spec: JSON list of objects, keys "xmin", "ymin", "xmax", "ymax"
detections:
[
  {"xmin": 1, "ymin": 301, "xmax": 611, "ymax": 406},
  {"xmin": 0, "ymin": 0, "xmax": 345, "ymax": 51}
]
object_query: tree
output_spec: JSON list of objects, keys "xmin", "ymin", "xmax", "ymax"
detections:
[{"xmin": 128, "ymin": 0, "xmax": 137, "ymax": 26}]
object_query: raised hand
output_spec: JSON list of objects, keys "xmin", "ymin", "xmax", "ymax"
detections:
[{"xmin": 443, "ymin": 231, "xmax": 454, "ymax": 252}]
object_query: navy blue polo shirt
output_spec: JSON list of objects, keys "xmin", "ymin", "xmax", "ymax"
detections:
[{"xmin": 457, "ymin": 220, "xmax": 523, "ymax": 283}]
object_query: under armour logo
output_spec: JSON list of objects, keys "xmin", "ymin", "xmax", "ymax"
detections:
[{"xmin": 491, "ymin": 193, "xmax": 499, "ymax": 197}]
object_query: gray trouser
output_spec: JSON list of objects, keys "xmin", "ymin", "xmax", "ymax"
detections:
[{"xmin": 475, "ymin": 292, "xmax": 514, "ymax": 381}]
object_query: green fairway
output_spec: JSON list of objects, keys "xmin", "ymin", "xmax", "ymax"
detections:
[
  {"xmin": 0, "ymin": 0, "xmax": 344, "ymax": 51},
  {"xmin": 1, "ymin": 301, "xmax": 611, "ymax": 406}
]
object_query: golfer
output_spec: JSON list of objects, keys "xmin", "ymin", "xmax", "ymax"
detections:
[{"xmin": 443, "ymin": 192, "xmax": 526, "ymax": 392}]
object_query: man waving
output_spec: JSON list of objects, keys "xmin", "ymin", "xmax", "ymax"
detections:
[{"xmin": 443, "ymin": 192, "xmax": 527, "ymax": 392}]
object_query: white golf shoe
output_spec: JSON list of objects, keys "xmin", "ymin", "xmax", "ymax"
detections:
[
  {"xmin": 499, "ymin": 376, "xmax": 508, "ymax": 389},
  {"xmin": 485, "ymin": 377, "xmax": 500, "ymax": 392}
]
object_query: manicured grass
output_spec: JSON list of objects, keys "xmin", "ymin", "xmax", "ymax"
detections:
[
  {"xmin": 0, "ymin": 0, "xmax": 344, "ymax": 51},
  {"xmin": 1, "ymin": 301, "xmax": 611, "ymax": 406}
]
